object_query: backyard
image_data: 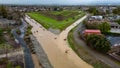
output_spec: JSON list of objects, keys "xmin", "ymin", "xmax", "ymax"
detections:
[{"xmin": 27, "ymin": 10, "xmax": 85, "ymax": 31}]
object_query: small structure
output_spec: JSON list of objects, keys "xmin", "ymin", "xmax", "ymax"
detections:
[
  {"xmin": 83, "ymin": 29, "xmax": 101, "ymax": 35},
  {"xmin": 90, "ymin": 16, "xmax": 103, "ymax": 21},
  {"xmin": 108, "ymin": 15, "xmax": 120, "ymax": 21},
  {"xmin": 110, "ymin": 22, "xmax": 120, "ymax": 29},
  {"xmin": 87, "ymin": 15, "xmax": 106, "ymax": 24}
]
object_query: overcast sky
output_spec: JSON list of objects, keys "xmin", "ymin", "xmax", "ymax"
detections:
[{"xmin": 0, "ymin": 0, "xmax": 120, "ymax": 5}]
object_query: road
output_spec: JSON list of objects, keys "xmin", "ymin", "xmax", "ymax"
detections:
[
  {"xmin": 73, "ymin": 21, "xmax": 120, "ymax": 68},
  {"xmin": 11, "ymin": 19, "xmax": 34, "ymax": 68},
  {"xmin": 25, "ymin": 15, "xmax": 93, "ymax": 68}
]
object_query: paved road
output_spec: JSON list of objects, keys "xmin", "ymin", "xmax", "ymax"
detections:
[
  {"xmin": 25, "ymin": 15, "xmax": 93, "ymax": 68},
  {"xmin": 73, "ymin": 22, "xmax": 120, "ymax": 68},
  {"xmin": 11, "ymin": 19, "xmax": 34, "ymax": 68}
]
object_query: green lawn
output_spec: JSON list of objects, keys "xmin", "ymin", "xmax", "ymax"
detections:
[{"xmin": 27, "ymin": 10, "xmax": 85, "ymax": 31}]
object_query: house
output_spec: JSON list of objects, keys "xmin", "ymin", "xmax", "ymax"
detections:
[
  {"xmin": 115, "ymin": 15, "xmax": 120, "ymax": 20},
  {"xmin": 87, "ymin": 16, "xmax": 103, "ymax": 23},
  {"xmin": 83, "ymin": 29, "xmax": 101, "ymax": 35},
  {"xmin": 110, "ymin": 22, "xmax": 120, "ymax": 29},
  {"xmin": 107, "ymin": 15, "xmax": 120, "ymax": 21},
  {"xmin": 90, "ymin": 16, "xmax": 103, "ymax": 21}
]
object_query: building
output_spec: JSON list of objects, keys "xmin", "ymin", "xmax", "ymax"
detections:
[
  {"xmin": 90, "ymin": 16, "xmax": 103, "ymax": 21},
  {"xmin": 83, "ymin": 29, "xmax": 101, "ymax": 35},
  {"xmin": 110, "ymin": 22, "xmax": 120, "ymax": 29}
]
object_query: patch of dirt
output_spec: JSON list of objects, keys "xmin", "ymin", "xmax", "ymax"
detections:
[{"xmin": 48, "ymin": 28, "xmax": 60, "ymax": 34}]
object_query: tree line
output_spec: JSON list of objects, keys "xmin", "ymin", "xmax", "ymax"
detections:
[{"xmin": 84, "ymin": 21, "xmax": 111, "ymax": 33}]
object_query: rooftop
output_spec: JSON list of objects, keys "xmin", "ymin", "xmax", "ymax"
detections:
[{"xmin": 84, "ymin": 29, "xmax": 101, "ymax": 33}]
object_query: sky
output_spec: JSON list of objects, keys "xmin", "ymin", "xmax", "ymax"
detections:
[{"xmin": 0, "ymin": 0, "xmax": 120, "ymax": 5}]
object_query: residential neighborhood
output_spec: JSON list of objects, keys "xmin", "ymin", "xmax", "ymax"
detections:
[{"xmin": 0, "ymin": 0, "xmax": 120, "ymax": 68}]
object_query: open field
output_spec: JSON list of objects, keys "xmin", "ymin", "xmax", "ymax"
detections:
[{"xmin": 27, "ymin": 10, "xmax": 84, "ymax": 31}]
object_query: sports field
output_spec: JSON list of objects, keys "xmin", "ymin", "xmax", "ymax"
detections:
[{"xmin": 27, "ymin": 10, "xmax": 85, "ymax": 31}]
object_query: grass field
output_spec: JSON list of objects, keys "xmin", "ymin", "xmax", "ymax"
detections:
[{"xmin": 27, "ymin": 10, "xmax": 85, "ymax": 31}]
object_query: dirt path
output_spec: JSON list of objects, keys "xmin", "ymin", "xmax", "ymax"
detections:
[
  {"xmin": 31, "ymin": 54, "xmax": 42, "ymax": 68},
  {"xmin": 25, "ymin": 15, "xmax": 93, "ymax": 68}
]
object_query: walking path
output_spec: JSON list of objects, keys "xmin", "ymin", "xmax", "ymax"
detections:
[
  {"xmin": 31, "ymin": 54, "xmax": 42, "ymax": 68},
  {"xmin": 25, "ymin": 15, "xmax": 93, "ymax": 68}
]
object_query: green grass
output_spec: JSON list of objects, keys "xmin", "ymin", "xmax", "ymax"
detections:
[
  {"xmin": 27, "ymin": 10, "xmax": 85, "ymax": 31},
  {"xmin": 67, "ymin": 27, "xmax": 111, "ymax": 68},
  {"xmin": 50, "ymin": 10, "xmax": 80, "ymax": 16}
]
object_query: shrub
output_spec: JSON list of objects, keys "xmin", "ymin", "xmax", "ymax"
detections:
[
  {"xmin": 16, "ymin": 66, "xmax": 21, "ymax": 68},
  {"xmin": 99, "ymin": 22, "xmax": 111, "ymax": 33},
  {"xmin": 86, "ymin": 34, "xmax": 111, "ymax": 53}
]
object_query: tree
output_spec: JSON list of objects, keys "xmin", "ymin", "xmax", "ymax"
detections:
[
  {"xmin": 0, "ymin": 44, "xmax": 12, "ymax": 59},
  {"xmin": 99, "ymin": 22, "xmax": 111, "ymax": 33},
  {"xmin": 84, "ymin": 22, "xmax": 99, "ymax": 29},
  {"xmin": 53, "ymin": 7, "xmax": 58, "ymax": 11},
  {"xmin": 0, "ymin": 28, "xmax": 5, "ymax": 44},
  {"xmin": 115, "ymin": 19, "xmax": 120, "ymax": 25},
  {"xmin": 0, "ymin": 6, "xmax": 8, "ymax": 18},
  {"xmin": 16, "ymin": 66, "xmax": 21, "ymax": 68},
  {"xmin": 0, "ymin": 28, "xmax": 3, "ymax": 36},
  {"xmin": 106, "ymin": 10, "xmax": 110, "ymax": 14},
  {"xmin": 113, "ymin": 7, "xmax": 120, "ymax": 15},
  {"xmin": 87, "ymin": 7, "xmax": 99, "ymax": 15},
  {"xmin": 7, "ymin": 62, "xmax": 12, "ymax": 68},
  {"xmin": 86, "ymin": 34, "xmax": 111, "ymax": 53}
]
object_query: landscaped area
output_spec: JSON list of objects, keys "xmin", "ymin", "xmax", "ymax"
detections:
[{"xmin": 27, "ymin": 10, "xmax": 85, "ymax": 31}]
